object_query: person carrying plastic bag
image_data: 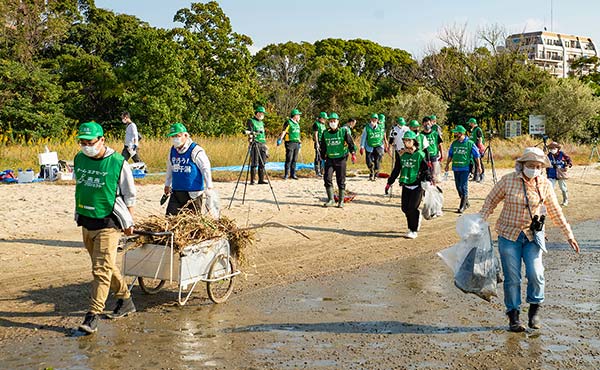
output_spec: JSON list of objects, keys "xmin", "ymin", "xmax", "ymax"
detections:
[
  {"xmin": 479, "ymin": 147, "xmax": 579, "ymax": 332},
  {"xmin": 437, "ymin": 214, "xmax": 498, "ymax": 302}
]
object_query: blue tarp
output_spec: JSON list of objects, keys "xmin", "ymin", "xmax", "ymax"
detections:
[{"xmin": 212, "ymin": 162, "xmax": 314, "ymax": 172}]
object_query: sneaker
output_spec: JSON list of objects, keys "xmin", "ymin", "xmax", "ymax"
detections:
[
  {"xmin": 291, "ymin": 175, "xmax": 299, "ymax": 180},
  {"xmin": 406, "ymin": 231, "xmax": 418, "ymax": 239},
  {"xmin": 106, "ymin": 297, "xmax": 136, "ymax": 319},
  {"xmin": 561, "ymin": 200, "xmax": 568, "ymax": 206},
  {"xmin": 78, "ymin": 312, "xmax": 98, "ymax": 334}
]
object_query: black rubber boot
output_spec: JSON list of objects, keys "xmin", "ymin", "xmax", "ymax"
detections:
[
  {"xmin": 324, "ymin": 187, "xmax": 335, "ymax": 207},
  {"xmin": 258, "ymin": 168, "xmax": 267, "ymax": 184},
  {"xmin": 337, "ymin": 189, "xmax": 345, "ymax": 208},
  {"xmin": 250, "ymin": 168, "xmax": 256, "ymax": 185},
  {"xmin": 458, "ymin": 196, "xmax": 467, "ymax": 213},
  {"xmin": 507, "ymin": 309, "xmax": 526, "ymax": 332},
  {"xmin": 528, "ymin": 304, "xmax": 541, "ymax": 329}
]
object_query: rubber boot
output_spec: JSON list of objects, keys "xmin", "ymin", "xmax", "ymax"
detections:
[
  {"xmin": 258, "ymin": 168, "xmax": 267, "ymax": 184},
  {"xmin": 528, "ymin": 304, "xmax": 541, "ymax": 329},
  {"xmin": 324, "ymin": 187, "xmax": 335, "ymax": 207},
  {"xmin": 458, "ymin": 196, "xmax": 467, "ymax": 213},
  {"xmin": 337, "ymin": 189, "xmax": 345, "ymax": 208},
  {"xmin": 507, "ymin": 309, "xmax": 526, "ymax": 332},
  {"xmin": 250, "ymin": 168, "xmax": 256, "ymax": 185}
]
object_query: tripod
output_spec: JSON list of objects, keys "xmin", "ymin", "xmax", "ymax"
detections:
[
  {"xmin": 589, "ymin": 140, "xmax": 600, "ymax": 162},
  {"xmin": 228, "ymin": 136, "xmax": 280, "ymax": 210},
  {"xmin": 481, "ymin": 136, "xmax": 498, "ymax": 184}
]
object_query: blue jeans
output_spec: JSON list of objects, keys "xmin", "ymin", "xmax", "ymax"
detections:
[
  {"xmin": 453, "ymin": 170, "xmax": 470, "ymax": 198},
  {"xmin": 498, "ymin": 232, "xmax": 545, "ymax": 312}
]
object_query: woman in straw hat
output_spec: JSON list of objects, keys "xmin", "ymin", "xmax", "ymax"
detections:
[{"xmin": 479, "ymin": 147, "xmax": 579, "ymax": 332}]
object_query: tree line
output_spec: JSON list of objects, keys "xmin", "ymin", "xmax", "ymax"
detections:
[{"xmin": 1, "ymin": 0, "xmax": 599, "ymax": 142}]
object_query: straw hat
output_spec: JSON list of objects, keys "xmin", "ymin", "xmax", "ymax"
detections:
[
  {"xmin": 516, "ymin": 147, "xmax": 551, "ymax": 167},
  {"xmin": 548, "ymin": 141, "xmax": 561, "ymax": 149}
]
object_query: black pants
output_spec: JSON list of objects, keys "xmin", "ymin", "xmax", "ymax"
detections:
[
  {"xmin": 366, "ymin": 146, "xmax": 384, "ymax": 173},
  {"xmin": 323, "ymin": 157, "xmax": 347, "ymax": 190},
  {"xmin": 387, "ymin": 150, "xmax": 402, "ymax": 185},
  {"xmin": 121, "ymin": 146, "xmax": 142, "ymax": 163},
  {"xmin": 401, "ymin": 185, "xmax": 424, "ymax": 232},
  {"xmin": 250, "ymin": 142, "xmax": 267, "ymax": 170},
  {"xmin": 166, "ymin": 191, "xmax": 202, "ymax": 216},
  {"xmin": 284, "ymin": 141, "xmax": 300, "ymax": 177},
  {"xmin": 314, "ymin": 143, "xmax": 323, "ymax": 174}
]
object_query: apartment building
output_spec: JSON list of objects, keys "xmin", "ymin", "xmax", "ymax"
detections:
[{"xmin": 505, "ymin": 31, "xmax": 598, "ymax": 78}]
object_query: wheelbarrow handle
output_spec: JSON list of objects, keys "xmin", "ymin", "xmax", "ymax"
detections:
[{"xmin": 133, "ymin": 230, "xmax": 174, "ymax": 237}]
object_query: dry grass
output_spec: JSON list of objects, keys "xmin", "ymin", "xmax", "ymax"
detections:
[{"xmin": 1, "ymin": 134, "xmax": 598, "ymax": 183}]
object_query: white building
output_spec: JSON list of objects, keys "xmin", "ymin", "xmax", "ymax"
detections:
[{"xmin": 505, "ymin": 31, "xmax": 598, "ymax": 78}]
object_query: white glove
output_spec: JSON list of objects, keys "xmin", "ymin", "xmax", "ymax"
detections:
[{"xmin": 127, "ymin": 147, "xmax": 136, "ymax": 156}]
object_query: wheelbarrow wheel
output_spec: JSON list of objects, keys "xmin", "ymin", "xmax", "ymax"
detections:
[
  {"xmin": 138, "ymin": 277, "xmax": 166, "ymax": 294},
  {"xmin": 207, "ymin": 254, "xmax": 236, "ymax": 304}
]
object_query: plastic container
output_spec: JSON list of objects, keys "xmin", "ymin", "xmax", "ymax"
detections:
[{"xmin": 18, "ymin": 169, "xmax": 36, "ymax": 183}]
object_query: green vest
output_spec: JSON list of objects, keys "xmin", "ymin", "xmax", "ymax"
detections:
[
  {"xmin": 250, "ymin": 118, "xmax": 266, "ymax": 143},
  {"xmin": 366, "ymin": 124, "xmax": 384, "ymax": 147},
  {"xmin": 74, "ymin": 151, "xmax": 124, "ymax": 219},
  {"xmin": 451, "ymin": 139, "xmax": 475, "ymax": 168},
  {"xmin": 399, "ymin": 150, "xmax": 425, "ymax": 185},
  {"xmin": 323, "ymin": 128, "xmax": 348, "ymax": 159},
  {"xmin": 314, "ymin": 120, "xmax": 326, "ymax": 142},
  {"xmin": 470, "ymin": 126, "xmax": 484, "ymax": 144},
  {"xmin": 422, "ymin": 130, "xmax": 439, "ymax": 156},
  {"xmin": 285, "ymin": 119, "xmax": 301, "ymax": 142}
]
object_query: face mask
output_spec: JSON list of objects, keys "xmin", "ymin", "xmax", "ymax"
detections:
[
  {"xmin": 550, "ymin": 148, "xmax": 558, "ymax": 154},
  {"xmin": 172, "ymin": 136, "xmax": 184, "ymax": 147},
  {"xmin": 329, "ymin": 121, "xmax": 338, "ymax": 130},
  {"xmin": 523, "ymin": 167, "xmax": 542, "ymax": 179},
  {"xmin": 370, "ymin": 121, "xmax": 377, "ymax": 128},
  {"xmin": 423, "ymin": 124, "xmax": 432, "ymax": 131},
  {"xmin": 81, "ymin": 141, "xmax": 101, "ymax": 157}
]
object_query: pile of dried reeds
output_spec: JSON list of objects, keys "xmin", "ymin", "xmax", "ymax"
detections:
[{"xmin": 134, "ymin": 209, "xmax": 254, "ymax": 266}]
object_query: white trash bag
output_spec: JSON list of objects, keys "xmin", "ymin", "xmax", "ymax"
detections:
[
  {"xmin": 421, "ymin": 182, "xmax": 444, "ymax": 220},
  {"xmin": 204, "ymin": 189, "xmax": 221, "ymax": 219},
  {"xmin": 437, "ymin": 214, "xmax": 498, "ymax": 302}
]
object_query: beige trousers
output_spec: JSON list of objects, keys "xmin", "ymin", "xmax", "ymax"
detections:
[{"xmin": 82, "ymin": 227, "xmax": 130, "ymax": 314}]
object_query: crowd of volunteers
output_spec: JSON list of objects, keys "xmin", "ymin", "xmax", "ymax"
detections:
[{"xmin": 72, "ymin": 108, "xmax": 579, "ymax": 335}]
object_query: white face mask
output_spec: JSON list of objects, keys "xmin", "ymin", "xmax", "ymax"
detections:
[
  {"xmin": 329, "ymin": 121, "xmax": 338, "ymax": 129},
  {"xmin": 550, "ymin": 148, "xmax": 558, "ymax": 154},
  {"xmin": 81, "ymin": 141, "xmax": 102, "ymax": 157},
  {"xmin": 172, "ymin": 136, "xmax": 184, "ymax": 147},
  {"xmin": 523, "ymin": 167, "xmax": 542, "ymax": 179}
]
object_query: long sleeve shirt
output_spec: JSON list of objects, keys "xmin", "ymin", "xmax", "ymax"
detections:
[
  {"xmin": 165, "ymin": 138, "xmax": 213, "ymax": 198},
  {"xmin": 124, "ymin": 122, "xmax": 139, "ymax": 148},
  {"xmin": 479, "ymin": 171, "xmax": 574, "ymax": 242}
]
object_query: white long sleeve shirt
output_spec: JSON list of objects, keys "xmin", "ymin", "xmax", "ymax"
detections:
[
  {"xmin": 165, "ymin": 138, "xmax": 213, "ymax": 198},
  {"xmin": 124, "ymin": 122, "xmax": 139, "ymax": 148}
]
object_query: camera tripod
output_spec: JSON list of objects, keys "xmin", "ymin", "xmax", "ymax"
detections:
[
  {"xmin": 589, "ymin": 139, "xmax": 599, "ymax": 162},
  {"xmin": 228, "ymin": 136, "xmax": 280, "ymax": 210},
  {"xmin": 481, "ymin": 137, "xmax": 498, "ymax": 184}
]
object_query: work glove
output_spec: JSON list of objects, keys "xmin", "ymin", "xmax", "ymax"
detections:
[
  {"xmin": 359, "ymin": 147, "xmax": 364, "ymax": 156},
  {"xmin": 127, "ymin": 147, "xmax": 136, "ymax": 156},
  {"xmin": 351, "ymin": 153, "xmax": 357, "ymax": 164},
  {"xmin": 277, "ymin": 138, "xmax": 282, "ymax": 146}
]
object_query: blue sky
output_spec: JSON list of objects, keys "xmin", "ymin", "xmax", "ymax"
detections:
[{"xmin": 95, "ymin": 0, "xmax": 600, "ymax": 58}]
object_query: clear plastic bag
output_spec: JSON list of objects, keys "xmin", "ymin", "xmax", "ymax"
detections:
[
  {"xmin": 437, "ymin": 214, "xmax": 498, "ymax": 302},
  {"xmin": 421, "ymin": 182, "xmax": 444, "ymax": 220},
  {"xmin": 204, "ymin": 189, "xmax": 221, "ymax": 219}
]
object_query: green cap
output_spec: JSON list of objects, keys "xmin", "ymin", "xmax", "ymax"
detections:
[
  {"xmin": 167, "ymin": 122, "xmax": 188, "ymax": 137},
  {"xmin": 255, "ymin": 106, "xmax": 266, "ymax": 113},
  {"xmin": 467, "ymin": 117, "xmax": 477, "ymax": 125},
  {"xmin": 329, "ymin": 112, "xmax": 339, "ymax": 119},
  {"xmin": 77, "ymin": 122, "xmax": 104, "ymax": 140},
  {"xmin": 451, "ymin": 125, "xmax": 467, "ymax": 133},
  {"xmin": 378, "ymin": 114, "xmax": 386, "ymax": 123},
  {"xmin": 408, "ymin": 120, "xmax": 420, "ymax": 128},
  {"xmin": 290, "ymin": 108, "xmax": 302, "ymax": 116},
  {"xmin": 396, "ymin": 117, "xmax": 407, "ymax": 126},
  {"xmin": 430, "ymin": 115, "xmax": 437, "ymax": 120},
  {"xmin": 403, "ymin": 131, "xmax": 417, "ymax": 140},
  {"xmin": 370, "ymin": 113, "xmax": 379, "ymax": 119},
  {"xmin": 319, "ymin": 111, "xmax": 329, "ymax": 119}
]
